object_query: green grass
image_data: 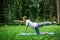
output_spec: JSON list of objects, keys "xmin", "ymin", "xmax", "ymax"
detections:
[{"xmin": 0, "ymin": 25, "xmax": 60, "ymax": 40}]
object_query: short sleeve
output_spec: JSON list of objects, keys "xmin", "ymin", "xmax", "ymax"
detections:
[{"xmin": 26, "ymin": 20, "xmax": 29, "ymax": 26}]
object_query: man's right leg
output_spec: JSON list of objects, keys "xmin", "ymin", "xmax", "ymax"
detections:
[
  {"xmin": 43, "ymin": 22, "xmax": 52, "ymax": 26},
  {"xmin": 38, "ymin": 22, "xmax": 52, "ymax": 26}
]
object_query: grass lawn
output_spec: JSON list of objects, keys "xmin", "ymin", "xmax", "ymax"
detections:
[{"xmin": 0, "ymin": 25, "xmax": 60, "ymax": 40}]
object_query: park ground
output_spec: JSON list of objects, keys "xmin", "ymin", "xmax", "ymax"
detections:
[{"xmin": 0, "ymin": 25, "xmax": 60, "ymax": 40}]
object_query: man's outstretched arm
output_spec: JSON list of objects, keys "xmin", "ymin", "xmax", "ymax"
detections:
[{"xmin": 14, "ymin": 20, "xmax": 24, "ymax": 23}]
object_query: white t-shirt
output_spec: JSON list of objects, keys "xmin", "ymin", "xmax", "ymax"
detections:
[{"xmin": 26, "ymin": 20, "xmax": 38, "ymax": 28}]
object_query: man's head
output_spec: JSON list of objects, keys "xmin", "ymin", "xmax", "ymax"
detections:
[{"xmin": 23, "ymin": 16, "xmax": 27, "ymax": 22}]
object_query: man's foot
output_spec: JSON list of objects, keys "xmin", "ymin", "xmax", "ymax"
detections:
[{"xmin": 52, "ymin": 21, "xmax": 56, "ymax": 24}]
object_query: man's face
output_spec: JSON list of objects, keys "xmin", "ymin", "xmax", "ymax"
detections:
[{"xmin": 23, "ymin": 18, "xmax": 26, "ymax": 22}]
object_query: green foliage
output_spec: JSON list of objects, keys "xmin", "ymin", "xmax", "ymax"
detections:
[{"xmin": 0, "ymin": 0, "xmax": 57, "ymax": 24}]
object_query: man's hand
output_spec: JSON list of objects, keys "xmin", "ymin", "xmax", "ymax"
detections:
[
  {"xmin": 18, "ymin": 21, "xmax": 24, "ymax": 23},
  {"xmin": 14, "ymin": 20, "xmax": 18, "ymax": 22}
]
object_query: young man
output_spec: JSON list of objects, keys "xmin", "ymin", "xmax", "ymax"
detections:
[{"xmin": 23, "ymin": 16, "xmax": 55, "ymax": 34}]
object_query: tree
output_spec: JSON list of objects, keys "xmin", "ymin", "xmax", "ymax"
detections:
[
  {"xmin": 56, "ymin": 0, "xmax": 60, "ymax": 24},
  {"xmin": 0, "ymin": 0, "xmax": 57, "ymax": 25}
]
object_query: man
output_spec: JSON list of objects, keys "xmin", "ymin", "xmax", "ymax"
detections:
[{"xmin": 22, "ymin": 16, "xmax": 55, "ymax": 34}]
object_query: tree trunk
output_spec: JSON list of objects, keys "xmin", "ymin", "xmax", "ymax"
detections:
[
  {"xmin": 44, "ymin": 0, "xmax": 46, "ymax": 21},
  {"xmin": 56, "ymin": 0, "xmax": 60, "ymax": 24}
]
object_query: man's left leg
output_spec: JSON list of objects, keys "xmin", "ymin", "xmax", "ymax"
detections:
[{"xmin": 35, "ymin": 27, "xmax": 40, "ymax": 34}]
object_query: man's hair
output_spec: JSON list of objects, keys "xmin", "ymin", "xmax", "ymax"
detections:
[{"xmin": 23, "ymin": 16, "xmax": 27, "ymax": 19}]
